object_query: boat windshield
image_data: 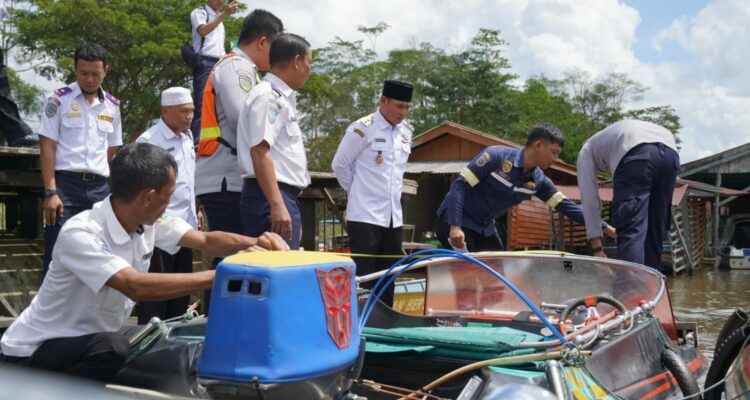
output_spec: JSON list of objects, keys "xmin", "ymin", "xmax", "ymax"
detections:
[{"xmin": 423, "ymin": 254, "xmax": 666, "ymax": 319}]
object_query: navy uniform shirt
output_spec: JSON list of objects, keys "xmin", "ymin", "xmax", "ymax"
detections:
[{"xmin": 436, "ymin": 146, "xmax": 589, "ymax": 237}]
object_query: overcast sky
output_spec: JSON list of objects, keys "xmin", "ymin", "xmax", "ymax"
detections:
[{"xmin": 238, "ymin": 0, "xmax": 748, "ymax": 163}]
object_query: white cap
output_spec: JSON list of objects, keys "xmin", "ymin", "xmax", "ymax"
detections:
[{"xmin": 161, "ymin": 87, "xmax": 192, "ymax": 106}]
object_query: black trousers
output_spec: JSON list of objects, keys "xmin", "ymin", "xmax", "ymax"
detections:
[
  {"xmin": 42, "ymin": 172, "xmax": 109, "ymax": 280},
  {"xmin": 198, "ymin": 183, "xmax": 243, "ymax": 315},
  {"xmin": 347, "ymin": 220, "xmax": 403, "ymax": 307},
  {"xmin": 137, "ymin": 247, "xmax": 193, "ymax": 324},
  {"xmin": 434, "ymin": 216, "xmax": 504, "ymax": 252},
  {"xmin": 0, "ymin": 332, "xmax": 130, "ymax": 382}
]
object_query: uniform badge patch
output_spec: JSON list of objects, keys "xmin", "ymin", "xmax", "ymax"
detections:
[
  {"xmin": 502, "ymin": 159, "xmax": 513, "ymax": 173},
  {"xmin": 96, "ymin": 237, "xmax": 111, "ymax": 254},
  {"xmin": 97, "ymin": 114, "xmax": 114, "ymax": 122},
  {"xmin": 361, "ymin": 114, "xmax": 373, "ymax": 126},
  {"xmin": 44, "ymin": 98, "xmax": 60, "ymax": 118},
  {"xmin": 268, "ymin": 106, "xmax": 279, "ymax": 124},
  {"xmin": 353, "ymin": 128, "xmax": 365, "ymax": 138},
  {"xmin": 476, "ymin": 152, "xmax": 490, "ymax": 167},
  {"xmin": 238, "ymin": 73, "xmax": 253, "ymax": 93},
  {"xmin": 525, "ymin": 181, "xmax": 537, "ymax": 189},
  {"xmin": 71, "ymin": 103, "xmax": 79, "ymax": 111}
]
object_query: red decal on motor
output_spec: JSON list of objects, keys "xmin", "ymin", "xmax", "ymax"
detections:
[{"xmin": 316, "ymin": 266, "xmax": 352, "ymax": 349}]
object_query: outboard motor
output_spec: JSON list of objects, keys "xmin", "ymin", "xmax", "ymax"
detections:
[{"xmin": 198, "ymin": 251, "xmax": 361, "ymax": 399}]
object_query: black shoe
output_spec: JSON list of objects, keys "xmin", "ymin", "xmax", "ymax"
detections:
[{"xmin": 9, "ymin": 135, "xmax": 39, "ymax": 148}]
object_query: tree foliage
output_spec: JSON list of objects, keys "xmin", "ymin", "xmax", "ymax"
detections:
[{"xmin": 9, "ymin": 0, "xmax": 244, "ymax": 135}]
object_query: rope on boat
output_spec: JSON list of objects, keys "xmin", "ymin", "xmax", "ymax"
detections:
[
  {"xmin": 357, "ymin": 248, "xmax": 574, "ymax": 349},
  {"xmin": 355, "ymin": 380, "xmax": 448, "ymax": 400},
  {"xmin": 397, "ymin": 350, "xmax": 592, "ymax": 399}
]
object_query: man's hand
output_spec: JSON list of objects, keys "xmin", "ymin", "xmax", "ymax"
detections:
[
  {"xmin": 254, "ymin": 232, "xmax": 290, "ymax": 251},
  {"xmin": 43, "ymin": 194, "xmax": 63, "ymax": 226},
  {"xmin": 593, "ymin": 250, "xmax": 607, "ymax": 258},
  {"xmin": 221, "ymin": 0, "xmax": 238, "ymax": 17},
  {"xmin": 270, "ymin": 203, "xmax": 293, "ymax": 240},
  {"xmin": 197, "ymin": 207, "xmax": 206, "ymax": 231},
  {"xmin": 449, "ymin": 225, "xmax": 466, "ymax": 250},
  {"xmin": 604, "ymin": 225, "xmax": 617, "ymax": 240}
]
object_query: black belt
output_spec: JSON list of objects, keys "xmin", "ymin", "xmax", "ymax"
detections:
[
  {"xmin": 244, "ymin": 178, "xmax": 302, "ymax": 196},
  {"xmin": 56, "ymin": 170, "xmax": 107, "ymax": 182}
]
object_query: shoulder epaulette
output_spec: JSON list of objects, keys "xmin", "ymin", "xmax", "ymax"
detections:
[
  {"xmin": 360, "ymin": 113, "xmax": 374, "ymax": 127},
  {"xmin": 105, "ymin": 92, "xmax": 120, "ymax": 106},
  {"xmin": 270, "ymin": 85, "xmax": 283, "ymax": 98},
  {"xmin": 53, "ymin": 86, "xmax": 72, "ymax": 97}
]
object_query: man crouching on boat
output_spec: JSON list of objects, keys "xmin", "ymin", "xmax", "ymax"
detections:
[{"xmin": 0, "ymin": 142, "xmax": 289, "ymax": 382}]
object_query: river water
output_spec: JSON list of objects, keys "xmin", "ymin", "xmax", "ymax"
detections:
[{"xmin": 667, "ymin": 266, "xmax": 750, "ymax": 360}]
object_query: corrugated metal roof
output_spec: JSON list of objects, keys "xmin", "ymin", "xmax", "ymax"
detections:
[
  {"xmin": 558, "ymin": 183, "xmax": 724, "ymax": 206},
  {"xmin": 405, "ymin": 161, "xmax": 466, "ymax": 174}
]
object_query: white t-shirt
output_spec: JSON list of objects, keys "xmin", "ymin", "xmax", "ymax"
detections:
[
  {"xmin": 237, "ymin": 73, "xmax": 310, "ymax": 189},
  {"xmin": 0, "ymin": 197, "xmax": 192, "ymax": 357},
  {"xmin": 190, "ymin": 5, "xmax": 225, "ymax": 59}
]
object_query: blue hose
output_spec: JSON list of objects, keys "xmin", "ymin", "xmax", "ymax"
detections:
[{"xmin": 357, "ymin": 249, "xmax": 573, "ymax": 348}]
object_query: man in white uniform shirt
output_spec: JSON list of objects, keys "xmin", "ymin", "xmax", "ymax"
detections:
[
  {"xmin": 196, "ymin": 9, "xmax": 283, "ymax": 314},
  {"xmin": 332, "ymin": 80, "xmax": 414, "ymax": 306},
  {"xmin": 39, "ymin": 43, "xmax": 122, "ymax": 280},
  {"xmin": 0, "ymin": 143, "xmax": 287, "ymax": 382},
  {"xmin": 135, "ymin": 87, "xmax": 198, "ymax": 323},
  {"xmin": 237, "ymin": 33, "xmax": 313, "ymax": 250},
  {"xmin": 189, "ymin": 0, "xmax": 238, "ymax": 144}
]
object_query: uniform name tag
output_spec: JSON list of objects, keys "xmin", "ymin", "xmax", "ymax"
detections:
[
  {"xmin": 372, "ymin": 138, "xmax": 387, "ymax": 151},
  {"xmin": 97, "ymin": 115, "xmax": 114, "ymax": 122}
]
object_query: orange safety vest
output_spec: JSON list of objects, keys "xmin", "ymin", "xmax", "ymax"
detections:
[{"xmin": 198, "ymin": 52, "xmax": 261, "ymax": 158}]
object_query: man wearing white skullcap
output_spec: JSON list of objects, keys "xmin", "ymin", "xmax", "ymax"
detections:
[{"xmin": 135, "ymin": 86, "xmax": 199, "ymax": 323}]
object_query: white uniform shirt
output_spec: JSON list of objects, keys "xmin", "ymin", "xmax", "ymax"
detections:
[
  {"xmin": 0, "ymin": 197, "xmax": 191, "ymax": 357},
  {"xmin": 136, "ymin": 119, "xmax": 198, "ymax": 228},
  {"xmin": 577, "ymin": 119, "xmax": 678, "ymax": 239},
  {"xmin": 195, "ymin": 48, "xmax": 259, "ymax": 196},
  {"xmin": 331, "ymin": 110, "xmax": 413, "ymax": 228},
  {"xmin": 237, "ymin": 73, "xmax": 310, "ymax": 189},
  {"xmin": 39, "ymin": 82, "xmax": 123, "ymax": 177},
  {"xmin": 190, "ymin": 5, "xmax": 225, "ymax": 59}
]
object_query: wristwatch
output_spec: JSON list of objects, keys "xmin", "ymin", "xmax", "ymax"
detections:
[
  {"xmin": 590, "ymin": 246, "xmax": 604, "ymax": 254},
  {"xmin": 44, "ymin": 188, "xmax": 59, "ymax": 198}
]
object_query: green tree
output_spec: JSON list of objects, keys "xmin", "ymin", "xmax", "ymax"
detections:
[
  {"xmin": 6, "ymin": 68, "xmax": 44, "ymax": 116},
  {"xmin": 10, "ymin": 0, "xmax": 244, "ymax": 135}
]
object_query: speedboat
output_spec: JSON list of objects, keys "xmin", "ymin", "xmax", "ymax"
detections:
[
  {"xmin": 703, "ymin": 308, "xmax": 750, "ymax": 400},
  {"xmin": 110, "ymin": 250, "xmax": 707, "ymax": 399}
]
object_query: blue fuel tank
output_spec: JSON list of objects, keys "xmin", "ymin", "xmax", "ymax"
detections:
[{"xmin": 197, "ymin": 251, "xmax": 359, "ymax": 386}]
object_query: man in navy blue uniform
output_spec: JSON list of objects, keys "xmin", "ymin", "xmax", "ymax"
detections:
[{"xmin": 435, "ymin": 124, "xmax": 615, "ymax": 252}]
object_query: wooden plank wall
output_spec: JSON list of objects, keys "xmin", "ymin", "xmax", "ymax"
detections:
[
  {"xmin": 0, "ymin": 235, "xmax": 42, "ymax": 316},
  {"xmin": 688, "ymin": 197, "xmax": 707, "ymax": 263},
  {"xmin": 508, "ymin": 198, "xmax": 552, "ymax": 249},
  {"xmin": 508, "ymin": 198, "xmax": 590, "ymax": 250}
]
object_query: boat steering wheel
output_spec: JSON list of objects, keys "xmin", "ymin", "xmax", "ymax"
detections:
[{"xmin": 559, "ymin": 295, "xmax": 627, "ymax": 330}]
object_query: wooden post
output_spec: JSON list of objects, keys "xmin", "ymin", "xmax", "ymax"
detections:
[{"xmin": 714, "ymin": 173, "xmax": 722, "ymax": 267}]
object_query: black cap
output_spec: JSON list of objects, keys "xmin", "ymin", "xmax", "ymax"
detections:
[{"xmin": 382, "ymin": 80, "xmax": 414, "ymax": 102}]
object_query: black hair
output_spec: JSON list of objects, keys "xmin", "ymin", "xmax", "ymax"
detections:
[
  {"xmin": 269, "ymin": 33, "xmax": 310, "ymax": 68},
  {"xmin": 110, "ymin": 143, "xmax": 177, "ymax": 202},
  {"xmin": 238, "ymin": 9, "xmax": 284, "ymax": 45},
  {"xmin": 74, "ymin": 43, "xmax": 108, "ymax": 68},
  {"xmin": 525, "ymin": 123, "xmax": 564, "ymax": 148}
]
